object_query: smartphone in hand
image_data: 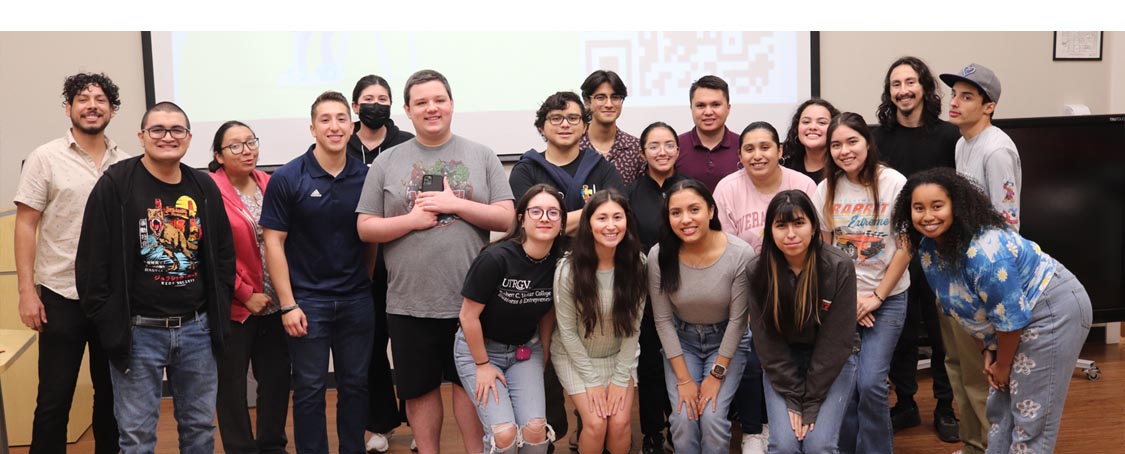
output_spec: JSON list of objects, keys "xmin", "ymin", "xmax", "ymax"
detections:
[{"xmin": 421, "ymin": 174, "xmax": 444, "ymax": 192}]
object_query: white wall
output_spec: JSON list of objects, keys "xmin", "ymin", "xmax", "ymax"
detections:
[{"xmin": 2, "ymin": 31, "xmax": 1124, "ymax": 208}]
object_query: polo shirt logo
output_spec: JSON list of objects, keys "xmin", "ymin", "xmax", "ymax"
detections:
[{"xmin": 310, "ymin": 189, "xmax": 322, "ymax": 198}]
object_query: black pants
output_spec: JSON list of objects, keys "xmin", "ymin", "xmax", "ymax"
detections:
[
  {"xmin": 544, "ymin": 360, "xmax": 569, "ymax": 439},
  {"xmin": 889, "ymin": 262, "xmax": 953, "ymax": 405},
  {"xmin": 30, "ymin": 288, "xmax": 118, "ymax": 454},
  {"xmin": 367, "ymin": 258, "xmax": 406, "ymax": 433},
  {"xmin": 637, "ymin": 302, "xmax": 671, "ymax": 437},
  {"xmin": 735, "ymin": 345, "xmax": 768, "ymax": 434},
  {"xmin": 216, "ymin": 311, "xmax": 291, "ymax": 454}
]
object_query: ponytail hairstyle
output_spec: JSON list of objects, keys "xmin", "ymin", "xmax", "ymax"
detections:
[{"xmin": 569, "ymin": 189, "xmax": 647, "ymax": 337}]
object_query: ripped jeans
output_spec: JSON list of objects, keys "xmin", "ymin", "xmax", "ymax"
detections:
[{"xmin": 454, "ymin": 329, "xmax": 555, "ymax": 453}]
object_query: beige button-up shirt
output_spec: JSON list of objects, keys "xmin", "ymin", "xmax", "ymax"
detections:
[{"xmin": 13, "ymin": 129, "xmax": 131, "ymax": 300}]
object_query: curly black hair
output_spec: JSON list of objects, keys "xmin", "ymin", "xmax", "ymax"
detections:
[
  {"xmin": 62, "ymin": 73, "xmax": 121, "ymax": 111},
  {"xmin": 876, "ymin": 56, "xmax": 944, "ymax": 130},
  {"xmin": 890, "ymin": 167, "xmax": 1008, "ymax": 269},
  {"xmin": 533, "ymin": 91, "xmax": 591, "ymax": 131},
  {"xmin": 781, "ymin": 98, "xmax": 839, "ymax": 167}
]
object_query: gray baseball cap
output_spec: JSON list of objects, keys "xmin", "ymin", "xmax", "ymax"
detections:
[{"xmin": 940, "ymin": 63, "xmax": 1001, "ymax": 103}]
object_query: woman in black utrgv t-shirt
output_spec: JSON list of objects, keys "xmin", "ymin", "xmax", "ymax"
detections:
[{"xmin": 454, "ymin": 184, "xmax": 567, "ymax": 453}]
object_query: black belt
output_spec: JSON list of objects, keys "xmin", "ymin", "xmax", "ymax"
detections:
[{"xmin": 131, "ymin": 311, "xmax": 203, "ymax": 329}]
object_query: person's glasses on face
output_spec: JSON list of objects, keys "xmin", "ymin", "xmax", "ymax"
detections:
[
  {"xmin": 144, "ymin": 126, "xmax": 190, "ymax": 139},
  {"xmin": 591, "ymin": 94, "xmax": 625, "ymax": 105},
  {"xmin": 223, "ymin": 138, "xmax": 261, "ymax": 155},
  {"xmin": 547, "ymin": 114, "xmax": 584, "ymax": 126},
  {"xmin": 526, "ymin": 207, "xmax": 562, "ymax": 222},
  {"xmin": 645, "ymin": 142, "xmax": 678, "ymax": 153}
]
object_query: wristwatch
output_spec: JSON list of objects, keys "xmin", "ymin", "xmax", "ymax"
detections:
[
  {"xmin": 280, "ymin": 305, "xmax": 299, "ymax": 314},
  {"xmin": 710, "ymin": 363, "xmax": 727, "ymax": 380}
]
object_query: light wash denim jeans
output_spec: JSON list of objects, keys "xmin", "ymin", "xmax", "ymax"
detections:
[
  {"xmin": 986, "ymin": 264, "xmax": 1091, "ymax": 454},
  {"xmin": 764, "ymin": 353, "xmax": 857, "ymax": 454},
  {"xmin": 454, "ymin": 329, "xmax": 551, "ymax": 454},
  {"xmin": 838, "ymin": 291, "xmax": 907, "ymax": 454},
  {"xmin": 287, "ymin": 296, "xmax": 374, "ymax": 454},
  {"xmin": 663, "ymin": 317, "xmax": 750, "ymax": 453},
  {"xmin": 109, "ymin": 312, "xmax": 217, "ymax": 454}
]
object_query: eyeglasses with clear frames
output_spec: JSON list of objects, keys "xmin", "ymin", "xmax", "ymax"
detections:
[
  {"xmin": 591, "ymin": 94, "xmax": 625, "ymax": 105},
  {"xmin": 547, "ymin": 114, "xmax": 583, "ymax": 126},
  {"xmin": 645, "ymin": 142, "xmax": 679, "ymax": 153},
  {"xmin": 223, "ymin": 138, "xmax": 261, "ymax": 155},
  {"xmin": 526, "ymin": 207, "xmax": 562, "ymax": 222},
  {"xmin": 144, "ymin": 126, "xmax": 190, "ymax": 139}
]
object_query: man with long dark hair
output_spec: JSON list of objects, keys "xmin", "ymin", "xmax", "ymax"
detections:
[{"xmin": 871, "ymin": 56, "xmax": 961, "ymax": 444}]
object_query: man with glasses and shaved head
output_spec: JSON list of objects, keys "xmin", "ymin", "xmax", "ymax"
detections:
[{"xmin": 77, "ymin": 101, "xmax": 235, "ymax": 453}]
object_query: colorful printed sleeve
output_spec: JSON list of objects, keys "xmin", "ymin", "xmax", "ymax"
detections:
[{"xmin": 970, "ymin": 257, "xmax": 1034, "ymax": 335}]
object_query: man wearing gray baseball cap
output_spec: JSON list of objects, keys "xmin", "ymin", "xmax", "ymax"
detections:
[{"xmin": 935, "ymin": 62, "xmax": 1022, "ymax": 454}]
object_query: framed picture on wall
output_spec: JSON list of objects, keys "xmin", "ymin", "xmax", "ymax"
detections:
[{"xmin": 1053, "ymin": 31, "xmax": 1103, "ymax": 61}]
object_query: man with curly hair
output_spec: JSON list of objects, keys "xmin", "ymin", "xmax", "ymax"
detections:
[
  {"xmin": 871, "ymin": 56, "xmax": 962, "ymax": 444},
  {"xmin": 14, "ymin": 72, "xmax": 130, "ymax": 454}
]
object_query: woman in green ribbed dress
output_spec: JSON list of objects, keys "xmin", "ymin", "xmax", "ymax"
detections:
[{"xmin": 551, "ymin": 189, "xmax": 647, "ymax": 454}]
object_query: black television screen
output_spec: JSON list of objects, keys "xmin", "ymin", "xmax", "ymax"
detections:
[{"xmin": 993, "ymin": 114, "xmax": 1125, "ymax": 323}]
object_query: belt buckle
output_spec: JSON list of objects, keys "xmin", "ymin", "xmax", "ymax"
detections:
[{"xmin": 166, "ymin": 316, "xmax": 182, "ymax": 329}]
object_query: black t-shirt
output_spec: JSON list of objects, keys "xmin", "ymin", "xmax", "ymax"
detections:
[
  {"xmin": 782, "ymin": 149, "xmax": 825, "ymax": 184},
  {"xmin": 625, "ymin": 172, "xmax": 691, "ymax": 252},
  {"xmin": 461, "ymin": 241, "xmax": 559, "ymax": 345},
  {"xmin": 873, "ymin": 121, "xmax": 959, "ymax": 179},
  {"xmin": 130, "ymin": 164, "xmax": 207, "ymax": 317}
]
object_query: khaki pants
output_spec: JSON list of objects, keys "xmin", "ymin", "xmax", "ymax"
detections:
[{"xmin": 939, "ymin": 311, "xmax": 990, "ymax": 454}]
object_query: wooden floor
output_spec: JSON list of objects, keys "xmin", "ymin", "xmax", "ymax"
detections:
[{"xmin": 12, "ymin": 343, "xmax": 1122, "ymax": 453}]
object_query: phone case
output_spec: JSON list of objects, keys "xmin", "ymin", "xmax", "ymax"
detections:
[{"xmin": 515, "ymin": 345, "xmax": 532, "ymax": 362}]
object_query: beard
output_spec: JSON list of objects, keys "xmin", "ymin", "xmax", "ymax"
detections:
[{"xmin": 71, "ymin": 111, "xmax": 110, "ymax": 135}]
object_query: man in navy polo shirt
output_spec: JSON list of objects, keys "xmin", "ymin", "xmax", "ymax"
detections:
[
  {"xmin": 261, "ymin": 91, "xmax": 376, "ymax": 454},
  {"xmin": 676, "ymin": 75, "xmax": 741, "ymax": 192}
]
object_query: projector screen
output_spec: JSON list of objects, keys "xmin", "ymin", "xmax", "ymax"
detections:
[{"xmin": 146, "ymin": 31, "xmax": 818, "ymax": 168}]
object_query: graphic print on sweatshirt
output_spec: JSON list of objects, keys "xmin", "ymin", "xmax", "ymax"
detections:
[
  {"xmin": 138, "ymin": 196, "xmax": 202, "ymax": 287},
  {"xmin": 828, "ymin": 199, "xmax": 890, "ymax": 267},
  {"xmin": 403, "ymin": 160, "xmax": 474, "ymax": 227}
]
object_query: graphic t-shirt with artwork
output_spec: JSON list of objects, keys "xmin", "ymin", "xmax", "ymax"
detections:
[
  {"xmin": 130, "ymin": 165, "xmax": 206, "ymax": 317},
  {"xmin": 811, "ymin": 166, "xmax": 910, "ymax": 295}
]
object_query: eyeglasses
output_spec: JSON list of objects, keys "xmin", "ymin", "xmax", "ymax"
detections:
[
  {"xmin": 526, "ymin": 207, "xmax": 562, "ymax": 222},
  {"xmin": 223, "ymin": 138, "xmax": 261, "ymax": 155},
  {"xmin": 547, "ymin": 114, "xmax": 583, "ymax": 126},
  {"xmin": 645, "ymin": 142, "xmax": 679, "ymax": 153},
  {"xmin": 144, "ymin": 126, "xmax": 190, "ymax": 139},
  {"xmin": 591, "ymin": 94, "xmax": 625, "ymax": 105}
]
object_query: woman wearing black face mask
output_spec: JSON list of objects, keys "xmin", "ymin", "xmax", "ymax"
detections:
[
  {"xmin": 349, "ymin": 74, "xmax": 415, "ymax": 165},
  {"xmin": 349, "ymin": 75, "xmax": 416, "ymax": 453}
]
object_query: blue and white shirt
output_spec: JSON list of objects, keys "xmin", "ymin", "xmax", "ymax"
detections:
[{"xmin": 919, "ymin": 228, "xmax": 1055, "ymax": 348}]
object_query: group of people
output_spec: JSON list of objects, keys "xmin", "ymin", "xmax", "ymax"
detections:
[{"xmin": 13, "ymin": 57, "xmax": 1091, "ymax": 454}]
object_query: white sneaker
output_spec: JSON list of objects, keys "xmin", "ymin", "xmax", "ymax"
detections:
[
  {"xmin": 741, "ymin": 424, "xmax": 769, "ymax": 454},
  {"xmin": 410, "ymin": 438, "xmax": 418, "ymax": 452},
  {"xmin": 366, "ymin": 432, "xmax": 390, "ymax": 453}
]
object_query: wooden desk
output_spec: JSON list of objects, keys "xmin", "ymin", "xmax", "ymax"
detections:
[{"xmin": 0, "ymin": 330, "xmax": 36, "ymax": 454}]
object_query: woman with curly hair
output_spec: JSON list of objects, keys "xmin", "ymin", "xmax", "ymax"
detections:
[
  {"xmin": 782, "ymin": 98, "xmax": 840, "ymax": 183},
  {"xmin": 552, "ymin": 189, "xmax": 647, "ymax": 454},
  {"xmin": 891, "ymin": 167, "xmax": 1091, "ymax": 454}
]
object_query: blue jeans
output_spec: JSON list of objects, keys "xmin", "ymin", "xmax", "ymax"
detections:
[
  {"xmin": 764, "ymin": 354, "xmax": 857, "ymax": 454},
  {"xmin": 287, "ymin": 296, "xmax": 375, "ymax": 454},
  {"xmin": 838, "ymin": 291, "xmax": 907, "ymax": 454},
  {"xmin": 109, "ymin": 312, "xmax": 217, "ymax": 454},
  {"xmin": 453, "ymin": 329, "xmax": 551, "ymax": 453},
  {"xmin": 663, "ymin": 318, "xmax": 750, "ymax": 453}
]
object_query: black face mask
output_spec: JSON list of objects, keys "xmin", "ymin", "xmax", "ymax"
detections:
[{"xmin": 358, "ymin": 103, "xmax": 391, "ymax": 130}]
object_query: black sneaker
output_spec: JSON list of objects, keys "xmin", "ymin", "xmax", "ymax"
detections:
[
  {"xmin": 890, "ymin": 401, "xmax": 921, "ymax": 432},
  {"xmin": 934, "ymin": 406, "xmax": 961, "ymax": 443},
  {"xmin": 642, "ymin": 434, "xmax": 665, "ymax": 454}
]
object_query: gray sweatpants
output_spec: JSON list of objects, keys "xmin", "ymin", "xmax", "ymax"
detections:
[{"xmin": 985, "ymin": 264, "xmax": 1092, "ymax": 454}]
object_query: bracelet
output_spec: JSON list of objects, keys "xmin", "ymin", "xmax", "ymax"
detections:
[
  {"xmin": 676, "ymin": 378, "xmax": 691, "ymax": 386},
  {"xmin": 279, "ymin": 305, "xmax": 299, "ymax": 314},
  {"xmin": 475, "ymin": 359, "xmax": 490, "ymax": 366},
  {"xmin": 872, "ymin": 290, "xmax": 886, "ymax": 303}
]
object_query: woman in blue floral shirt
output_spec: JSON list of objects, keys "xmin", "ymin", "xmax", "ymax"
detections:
[{"xmin": 891, "ymin": 168, "xmax": 1091, "ymax": 454}]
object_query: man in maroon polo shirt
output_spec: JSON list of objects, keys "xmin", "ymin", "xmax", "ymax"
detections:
[{"xmin": 676, "ymin": 75, "xmax": 741, "ymax": 192}]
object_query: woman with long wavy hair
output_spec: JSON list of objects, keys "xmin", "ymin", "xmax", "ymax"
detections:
[{"xmin": 551, "ymin": 189, "xmax": 647, "ymax": 454}]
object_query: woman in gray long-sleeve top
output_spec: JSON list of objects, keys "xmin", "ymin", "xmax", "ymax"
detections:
[
  {"xmin": 746, "ymin": 190, "xmax": 859, "ymax": 453},
  {"xmin": 648, "ymin": 179, "xmax": 755, "ymax": 453}
]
